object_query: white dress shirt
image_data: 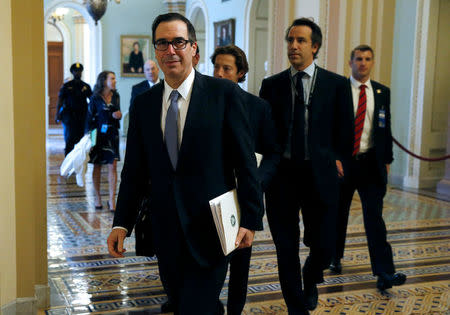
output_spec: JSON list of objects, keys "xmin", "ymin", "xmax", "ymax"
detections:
[
  {"xmin": 286, "ymin": 62, "xmax": 316, "ymax": 159},
  {"xmin": 113, "ymin": 69, "xmax": 195, "ymax": 234},
  {"xmin": 148, "ymin": 78, "xmax": 160, "ymax": 88},
  {"xmin": 290, "ymin": 61, "xmax": 316, "ymax": 104},
  {"xmin": 161, "ymin": 68, "xmax": 195, "ymax": 145},
  {"xmin": 350, "ymin": 76, "xmax": 374, "ymax": 153}
]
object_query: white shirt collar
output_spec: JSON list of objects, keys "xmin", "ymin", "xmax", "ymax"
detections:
[
  {"xmin": 350, "ymin": 75, "xmax": 372, "ymax": 90},
  {"xmin": 149, "ymin": 78, "xmax": 160, "ymax": 86},
  {"xmin": 163, "ymin": 68, "xmax": 195, "ymax": 102},
  {"xmin": 290, "ymin": 61, "xmax": 316, "ymax": 78}
]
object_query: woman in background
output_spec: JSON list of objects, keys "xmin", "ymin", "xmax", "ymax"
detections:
[{"xmin": 87, "ymin": 71, "xmax": 122, "ymax": 211}]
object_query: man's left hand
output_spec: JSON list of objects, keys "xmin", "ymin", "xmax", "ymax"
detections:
[
  {"xmin": 386, "ymin": 164, "xmax": 390, "ymax": 174},
  {"xmin": 235, "ymin": 227, "xmax": 255, "ymax": 249}
]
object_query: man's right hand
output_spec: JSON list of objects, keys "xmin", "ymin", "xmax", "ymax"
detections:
[{"xmin": 107, "ymin": 228, "xmax": 127, "ymax": 258}]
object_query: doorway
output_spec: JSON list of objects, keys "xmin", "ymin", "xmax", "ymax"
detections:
[
  {"xmin": 247, "ymin": 0, "xmax": 269, "ymax": 95},
  {"xmin": 47, "ymin": 41, "xmax": 64, "ymax": 126}
]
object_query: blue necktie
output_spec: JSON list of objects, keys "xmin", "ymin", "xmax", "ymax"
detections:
[{"xmin": 165, "ymin": 90, "xmax": 180, "ymax": 169}]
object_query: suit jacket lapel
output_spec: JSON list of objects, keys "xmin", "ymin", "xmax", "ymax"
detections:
[
  {"xmin": 145, "ymin": 83, "xmax": 166, "ymax": 153},
  {"xmin": 348, "ymin": 78, "xmax": 356, "ymax": 127},
  {"xmin": 177, "ymin": 71, "xmax": 205, "ymax": 169},
  {"xmin": 372, "ymin": 82, "xmax": 382, "ymax": 131},
  {"xmin": 281, "ymin": 70, "xmax": 293, "ymax": 129},
  {"xmin": 308, "ymin": 66, "xmax": 324, "ymax": 123}
]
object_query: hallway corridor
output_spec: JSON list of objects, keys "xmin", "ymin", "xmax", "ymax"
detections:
[{"xmin": 45, "ymin": 128, "xmax": 450, "ymax": 314}]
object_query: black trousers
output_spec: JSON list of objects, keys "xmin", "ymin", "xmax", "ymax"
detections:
[
  {"xmin": 334, "ymin": 152, "xmax": 395, "ymax": 275},
  {"xmin": 265, "ymin": 159, "xmax": 334, "ymax": 314},
  {"xmin": 62, "ymin": 119, "xmax": 85, "ymax": 156},
  {"xmin": 226, "ymin": 246, "xmax": 252, "ymax": 315},
  {"xmin": 154, "ymin": 196, "xmax": 228, "ymax": 315}
]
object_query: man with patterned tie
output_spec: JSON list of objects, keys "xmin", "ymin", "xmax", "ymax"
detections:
[
  {"xmin": 107, "ymin": 12, "xmax": 263, "ymax": 314},
  {"xmin": 259, "ymin": 18, "xmax": 348, "ymax": 313},
  {"xmin": 329, "ymin": 44, "xmax": 406, "ymax": 291}
]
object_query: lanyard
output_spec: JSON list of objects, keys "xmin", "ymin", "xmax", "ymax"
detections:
[{"xmin": 289, "ymin": 66, "xmax": 318, "ymax": 107}]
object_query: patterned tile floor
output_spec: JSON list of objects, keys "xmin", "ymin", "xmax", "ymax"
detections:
[{"xmin": 44, "ymin": 127, "xmax": 450, "ymax": 314}]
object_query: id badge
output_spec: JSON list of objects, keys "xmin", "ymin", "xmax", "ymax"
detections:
[
  {"xmin": 378, "ymin": 109, "xmax": 386, "ymax": 128},
  {"xmin": 101, "ymin": 124, "xmax": 109, "ymax": 134}
]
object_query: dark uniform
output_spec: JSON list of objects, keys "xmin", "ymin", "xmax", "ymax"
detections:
[{"xmin": 56, "ymin": 63, "xmax": 92, "ymax": 156}]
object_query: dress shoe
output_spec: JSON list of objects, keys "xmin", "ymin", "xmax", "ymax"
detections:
[
  {"xmin": 161, "ymin": 300, "xmax": 174, "ymax": 313},
  {"xmin": 376, "ymin": 272, "xmax": 407, "ymax": 291},
  {"xmin": 329, "ymin": 258, "xmax": 342, "ymax": 274},
  {"xmin": 304, "ymin": 282, "xmax": 318, "ymax": 311}
]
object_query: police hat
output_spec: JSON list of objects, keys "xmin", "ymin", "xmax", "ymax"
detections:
[{"xmin": 70, "ymin": 63, "xmax": 84, "ymax": 73}]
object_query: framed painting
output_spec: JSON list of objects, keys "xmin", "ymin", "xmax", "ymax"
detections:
[
  {"xmin": 213, "ymin": 19, "xmax": 235, "ymax": 48},
  {"xmin": 120, "ymin": 35, "xmax": 151, "ymax": 77}
]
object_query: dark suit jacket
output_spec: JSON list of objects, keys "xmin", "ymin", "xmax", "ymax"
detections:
[
  {"xmin": 259, "ymin": 66, "xmax": 349, "ymax": 204},
  {"xmin": 130, "ymin": 80, "xmax": 152, "ymax": 107},
  {"xmin": 240, "ymin": 88, "xmax": 280, "ymax": 191},
  {"xmin": 340, "ymin": 79, "xmax": 393, "ymax": 184},
  {"xmin": 114, "ymin": 71, "xmax": 264, "ymax": 267}
]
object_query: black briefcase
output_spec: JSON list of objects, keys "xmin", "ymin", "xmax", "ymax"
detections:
[{"xmin": 135, "ymin": 196, "xmax": 155, "ymax": 257}]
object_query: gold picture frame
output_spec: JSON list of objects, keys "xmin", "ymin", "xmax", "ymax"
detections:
[
  {"xmin": 213, "ymin": 19, "xmax": 235, "ymax": 48},
  {"xmin": 120, "ymin": 35, "xmax": 151, "ymax": 77}
]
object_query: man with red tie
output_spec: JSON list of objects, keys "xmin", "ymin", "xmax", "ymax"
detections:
[{"xmin": 330, "ymin": 44, "xmax": 406, "ymax": 291}]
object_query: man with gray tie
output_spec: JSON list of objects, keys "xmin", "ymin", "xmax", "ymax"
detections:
[{"xmin": 107, "ymin": 13, "xmax": 263, "ymax": 314}]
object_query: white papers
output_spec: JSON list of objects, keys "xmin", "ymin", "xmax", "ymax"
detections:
[{"xmin": 209, "ymin": 189, "xmax": 241, "ymax": 255}]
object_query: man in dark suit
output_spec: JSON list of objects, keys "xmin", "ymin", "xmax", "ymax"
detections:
[
  {"xmin": 107, "ymin": 13, "xmax": 264, "ymax": 314},
  {"xmin": 211, "ymin": 44, "xmax": 280, "ymax": 315},
  {"xmin": 329, "ymin": 45, "xmax": 406, "ymax": 291},
  {"xmin": 259, "ymin": 18, "xmax": 348, "ymax": 313},
  {"xmin": 129, "ymin": 59, "xmax": 160, "ymax": 107}
]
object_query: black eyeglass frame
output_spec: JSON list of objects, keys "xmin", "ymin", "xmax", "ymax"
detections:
[{"xmin": 153, "ymin": 38, "xmax": 194, "ymax": 51}]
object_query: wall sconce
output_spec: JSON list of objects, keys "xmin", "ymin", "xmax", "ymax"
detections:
[{"xmin": 49, "ymin": 7, "xmax": 69, "ymax": 24}]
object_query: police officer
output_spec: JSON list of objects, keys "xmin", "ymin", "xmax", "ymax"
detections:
[{"xmin": 56, "ymin": 63, "xmax": 92, "ymax": 156}]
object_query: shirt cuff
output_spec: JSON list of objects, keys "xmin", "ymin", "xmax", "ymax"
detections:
[{"xmin": 113, "ymin": 226, "xmax": 128, "ymax": 234}]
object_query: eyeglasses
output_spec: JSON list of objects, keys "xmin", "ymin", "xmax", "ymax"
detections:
[{"xmin": 154, "ymin": 38, "xmax": 193, "ymax": 51}]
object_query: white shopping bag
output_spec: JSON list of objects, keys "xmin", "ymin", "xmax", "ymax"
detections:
[{"xmin": 60, "ymin": 134, "xmax": 93, "ymax": 187}]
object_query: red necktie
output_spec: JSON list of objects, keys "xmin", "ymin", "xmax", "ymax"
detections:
[{"xmin": 353, "ymin": 84, "xmax": 367, "ymax": 156}]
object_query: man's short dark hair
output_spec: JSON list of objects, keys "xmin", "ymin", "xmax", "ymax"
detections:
[
  {"xmin": 152, "ymin": 13, "xmax": 197, "ymax": 44},
  {"xmin": 210, "ymin": 45, "xmax": 249, "ymax": 83},
  {"xmin": 350, "ymin": 44, "xmax": 374, "ymax": 60},
  {"xmin": 285, "ymin": 17, "xmax": 322, "ymax": 59}
]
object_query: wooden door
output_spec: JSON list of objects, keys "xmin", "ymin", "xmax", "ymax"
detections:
[{"xmin": 48, "ymin": 41, "xmax": 63, "ymax": 125}]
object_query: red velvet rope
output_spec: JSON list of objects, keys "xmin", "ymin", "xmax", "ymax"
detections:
[{"xmin": 393, "ymin": 137, "xmax": 450, "ymax": 161}]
